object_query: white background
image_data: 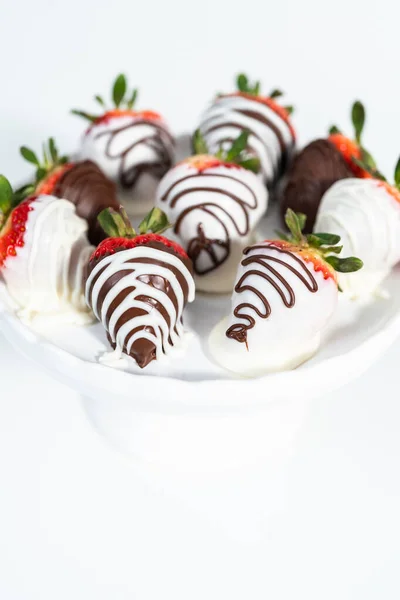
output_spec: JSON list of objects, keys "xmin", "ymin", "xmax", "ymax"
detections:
[{"xmin": 1, "ymin": 0, "xmax": 400, "ymax": 597}]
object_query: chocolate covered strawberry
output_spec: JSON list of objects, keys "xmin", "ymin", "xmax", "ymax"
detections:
[
  {"xmin": 156, "ymin": 130, "xmax": 268, "ymax": 293},
  {"xmin": 209, "ymin": 209, "xmax": 362, "ymax": 376},
  {"xmin": 15, "ymin": 138, "xmax": 118, "ymax": 245},
  {"xmin": 315, "ymin": 157, "xmax": 400, "ymax": 297},
  {"xmin": 86, "ymin": 206, "xmax": 195, "ymax": 369},
  {"xmin": 72, "ymin": 74, "xmax": 175, "ymax": 216},
  {"xmin": 281, "ymin": 101, "xmax": 379, "ymax": 231},
  {"xmin": 0, "ymin": 175, "xmax": 93, "ymax": 322},
  {"xmin": 197, "ymin": 73, "xmax": 296, "ymax": 186}
]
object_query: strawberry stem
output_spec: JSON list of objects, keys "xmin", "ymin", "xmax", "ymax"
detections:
[
  {"xmin": 98, "ymin": 206, "xmax": 172, "ymax": 239},
  {"xmin": 281, "ymin": 209, "xmax": 363, "ymax": 277}
]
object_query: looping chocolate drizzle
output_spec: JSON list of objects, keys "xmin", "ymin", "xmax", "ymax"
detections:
[
  {"xmin": 226, "ymin": 244, "xmax": 318, "ymax": 344},
  {"xmin": 160, "ymin": 172, "xmax": 258, "ymax": 275},
  {"xmin": 94, "ymin": 119, "xmax": 174, "ymax": 189},
  {"xmin": 200, "ymin": 96, "xmax": 296, "ymax": 184}
]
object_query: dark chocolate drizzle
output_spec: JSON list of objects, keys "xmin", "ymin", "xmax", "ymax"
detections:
[
  {"xmin": 281, "ymin": 139, "xmax": 353, "ymax": 232},
  {"xmin": 87, "ymin": 241, "xmax": 192, "ymax": 369},
  {"xmin": 226, "ymin": 244, "xmax": 318, "ymax": 344},
  {"xmin": 94, "ymin": 119, "xmax": 174, "ymax": 190},
  {"xmin": 160, "ymin": 172, "xmax": 258, "ymax": 275},
  {"xmin": 200, "ymin": 95, "xmax": 295, "ymax": 184},
  {"xmin": 54, "ymin": 160, "xmax": 119, "ymax": 245}
]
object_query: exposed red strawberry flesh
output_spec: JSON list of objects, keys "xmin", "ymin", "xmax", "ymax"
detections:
[
  {"xmin": 179, "ymin": 154, "xmax": 243, "ymax": 173},
  {"xmin": 89, "ymin": 109, "xmax": 163, "ymax": 130},
  {"xmin": 265, "ymin": 239, "xmax": 337, "ymax": 283},
  {"xmin": 36, "ymin": 164, "xmax": 74, "ymax": 196},
  {"xmin": 226, "ymin": 92, "xmax": 296, "ymax": 139},
  {"xmin": 91, "ymin": 233, "xmax": 188, "ymax": 262},
  {"xmin": 0, "ymin": 198, "xmax": 36, "ymax": 268}
]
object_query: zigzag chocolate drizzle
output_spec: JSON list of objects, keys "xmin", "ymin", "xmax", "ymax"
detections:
[{"xmin": 226, "ymin": 243, "xmax": 318, "ymax": 344}]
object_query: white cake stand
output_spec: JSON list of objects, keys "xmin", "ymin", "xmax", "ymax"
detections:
[
  {"xmin": 1, "ymin": 247, "xmax": 399, "ymax": 471},
  {"xmin": 2, "ymin": 135, "xmax": 400, "ymax": 471}
]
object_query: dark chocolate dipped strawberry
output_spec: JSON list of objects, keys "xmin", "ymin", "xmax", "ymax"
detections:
[
  {"xmin": 15, "ymin": 138, "xmax": 119, "ymax": 245},
  {"xmin": 281, "ymin": 101, "xmax": 377, "ymax": 232},
  {"xmin": 85, "ymin": 206, "xmax": 195, "ymax": 369}
]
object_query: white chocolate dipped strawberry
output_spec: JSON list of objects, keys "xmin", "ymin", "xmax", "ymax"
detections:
[
  {"xmin": 197, "ymin": 73, "xmax": 296, "ymax": 187},
  {"xmin": 72, "ymin": 74, "xmax": 175, "ymax": 217},
  {"xmin": 0, "ymin": 176, "xmax": 93, "ymax": 323},
  {"xmin": 86, "ymin": 207, "xmax": 195, "ymax": 369},
  {"xmin": 209, "ymin": 210, "xmax": 363, "ymax": 377},
  {"xmin": 156, "ymin": 130, "xmax": 268, "ymax": 293},
  {"xmin": 314, "ymin": 158, "xmax": 400, "ymax": 298}
]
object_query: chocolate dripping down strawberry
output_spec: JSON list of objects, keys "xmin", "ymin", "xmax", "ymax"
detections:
[
  {"xmin": 226, "ymin": 209, "xmax": 363, "ymax": 346},
  {"xmin": 197, "ymin": 73, "xmax": 296, "ymax": 187},
  {"xmin": 281, "ymin": 100, "xmax": 379, "ymax": 232},
  {"xmin": 14, "ymin": 138, "xmax": 119, "ymax": 245},
  {"xmin": 156, "ymin": 129, "xmax": 268, "ymax": 293},
  {"xmin": 72, "ymin": 74, "xmax": 175, "ymax": 197},
  {"xmin": 86, "ymin": 205, "xmax": 195, "ymax": 369}
]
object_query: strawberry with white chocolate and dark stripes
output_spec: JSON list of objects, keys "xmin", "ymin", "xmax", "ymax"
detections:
[
  {"xmin": 197, "ymin": 73, "xmax": 296, "ymax": 187},
  {"xmin": 209, "ymin": 210, "xmax": 363, "ymax": 377},
  {"xmin": 72, "ymin": 74, "xmax": 175, "ymax": 217},
  {"xmin": 86, "ymin": 207, "xmax": 195, "ymax": 369},
  {"xmin": 156, "ymin": 130, "xmax": 268, "ymax": 293}
]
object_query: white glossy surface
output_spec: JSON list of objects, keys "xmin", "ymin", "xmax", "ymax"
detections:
[{"xmin": 315, "ymin": 178, "xmax": 400, "ymax": 297}]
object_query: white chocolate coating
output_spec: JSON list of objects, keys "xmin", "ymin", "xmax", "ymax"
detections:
[
  {"xmin": 198, "ymin": 95, "xmax": 295, "ymax": 185},
  {"xmin": 85, "ymin": 246, "xmax": 195, "ymax": 364},
  {"xmin": 80, "ymin": 115, "xmax": 175, "ymax": 216},
  {"xmin": 156, "ymin": 161, "xmax": 268, "ymax": 293},
  {"xmin": 315, "ymin": 178, "xmax": 400, "ymax": 297},
  {"xmin": 209, "ymin": 243, "xmax": 338, "ymax": 376},
  {"xmin": 2, "ymin": 195, "xmax": 93, "ymax": 323}
]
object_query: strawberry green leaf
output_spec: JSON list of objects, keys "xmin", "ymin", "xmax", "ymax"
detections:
[
  {"xmin": 71, "ymin": 109, "xmax": 97, "ymax": 123},
  {"xmin": 284, "ymin": 208, "xmax": 304, "ymax": 243},
  {"xmin": 237, "ymin": 157, "xmax": 260, "ymax": 173},
  {"xmin": 329, "ymin": 125, "xmax": 341, "ymax": 135},
  {"xmin": 325, "ymin": 255, "xmax": 363, "ymax": 273},
  {"xmin": 127, "ymin": 88, "xmax": 138, "ymax": 110},
  {"xmin": 311, "ymin": 232, "xmax": 341, "ymax": 245},
  {"xmin": 225, "ymin": 131, "xmax": 249, "ymax": 162},
  {"xmin": 352, "ymin": 100, "xmax": 365, "ymax": 144},
  {"xmin": 320, "ymin": 244, "xmax": 343, "ymax": 255},
  {"xmin": 297, "ymin": 213, "xmax": 307, "ymax": 231},
  {"xmin": 192, "ymin": 129, "xmax": 209, "ymax": 155},
  {"xmin": 270, "ymin": 89, "xmax": 283, "ymax": 99},
  {"xmin": 94, "ymin": 95, "xmax": 106, "ymax": 108},
  {"xmin": 237, "ymin": 73, "xmax": 248, "ymax": 93},
  {"xmin": 35, "ymin": 167, "xmax": 47, "ymax": 182},
  {"xmin": 306, "ymin": 234, "xmax": 323, "ymax": 247},
  {"xmin": 275, "ymin": 229, "xmax": 290, "ymax": 242},
  {"xmin": 20, "ymin": 146, "xmax": 39, "ymax": 166},
  {"xmin": 139, "ymin": 207, "xmax": 171, "ymax": 235},
  {"xmin": 112, "ymin": 74, "xmax": 127, "ymax": 108},
  {"xmin": 360, "ymin": 147, "xmax": 377, "ymax": 170},
  {"xmin": 352, "ymin": 156, "xmax": 387, "ymax": 181},
  {"xmin": 98, "ymin": 207, "xmax": 136, "ymax": 238},
  {"xmin": 394, "ymin": 156, "xmax": 400, "ymax": 189},
  {"xmin": 48, "ymin": 138, "xmax": 58, "ymax": 163},
  {"xmin": 0, "ymin": 175, "xmax": 13, "ymax": 215},
  {"xmin": 252, "ymin": 81, "xmax": 261, "ymax": 96},
  {"xmin": 12, "ymin": 183, "xmax": 35, "ymax": 207},
  {"xmin": 284, "ymin": 105, "xmax": 294, "ymax": 116}
]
